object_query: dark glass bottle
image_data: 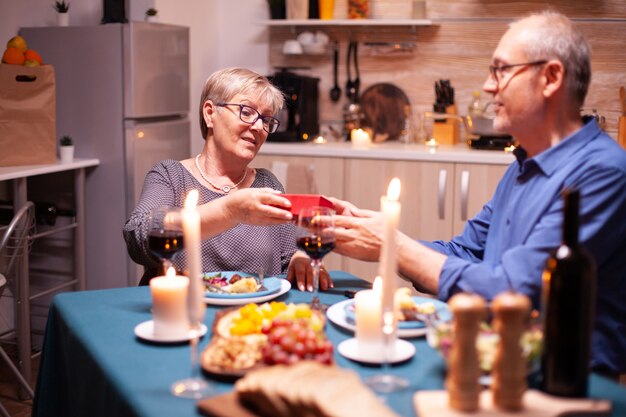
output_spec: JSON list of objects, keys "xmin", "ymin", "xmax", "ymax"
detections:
[{"xmin": 541, "ymin": 188, "xmax": 597, "ymax": 397}]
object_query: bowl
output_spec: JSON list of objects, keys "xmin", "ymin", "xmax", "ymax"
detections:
[
  {"xmin": 296, "ymin": 31, "xmax": 315, "ymax": 46},
  {"xmin": 283, "ymin": 39, "xmax": 303, "ymax": 55},
  {"xmin": 302, "ymin": 43, "xmax": 326, "ymax": 55},
  {"xmin": 427, "ymin": 318, "xmax": 543, "ymax": 375}
]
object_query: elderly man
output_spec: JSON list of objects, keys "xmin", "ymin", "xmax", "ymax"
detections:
[{"xmin": 332, "ymin": 11, "xmax": 626, "ymax": 378}]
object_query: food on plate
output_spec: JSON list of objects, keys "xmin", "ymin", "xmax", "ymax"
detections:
[
  {"xmin": 394, "ymin": 288, "xmax": 436, "ymax": 322},
  {"xmin": 202, "ymin": 272, "xmax": 260, "ymax": 294},
  {"xmin": 202, "ymin": 302, "xmax": 330, "ymax": 374},
  {"xmin": 428, "ymin": 320, "xmax": 543, "ymax": 373},
  {"xmin": 201, "ymin": 337, "xmax": 262, "ymax": 371},
  {"xmin": 261, "ymin": 318, "xmax": 333, "ymax": 365}
]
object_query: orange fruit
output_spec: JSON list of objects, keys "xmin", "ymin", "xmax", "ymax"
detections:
[
  {"xmin": 7, "ymin": 35, "xmax": 27, "ymax": 53},
  {"xmin": 24, "ymin": 49, "xmax": 42, "ymax": 65},
  {"xmin": 2, "ymin": 47, "xmax": 25, "ymax": 65}
]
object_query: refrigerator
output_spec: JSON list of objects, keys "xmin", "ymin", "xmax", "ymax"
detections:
[{"xmin": 21, "ymin": 23, "xmax": 191, "ymax": 288}]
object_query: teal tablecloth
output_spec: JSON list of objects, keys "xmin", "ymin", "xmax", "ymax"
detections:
[{"xmin": 32, "ymin": 271, "xmax": 626, "ymax": 417}]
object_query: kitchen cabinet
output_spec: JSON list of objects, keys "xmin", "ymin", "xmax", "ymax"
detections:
[{"xmin": 451, "ymin": 163, "xmax": 508, "ymax": 235}]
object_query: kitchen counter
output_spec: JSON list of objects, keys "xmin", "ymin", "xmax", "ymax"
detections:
[{"xmin": 259, "ymin": 142, "xmax": 515, "ymax": 165}]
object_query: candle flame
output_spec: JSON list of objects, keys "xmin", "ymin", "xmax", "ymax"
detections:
[
  {"xmin": 166, "ymin": 267, "xmax": 176, "ymax": 278},
  {"xmin": 373, "ymin": 276, "xmax": 382, "ymax": 296},
  {"xmin": 387, "ymin": 177, "xmax": 401, "ymax": 202},
  {"xmin": 184, "ymin": 189, "xmax": 199, "ymax": 209}
]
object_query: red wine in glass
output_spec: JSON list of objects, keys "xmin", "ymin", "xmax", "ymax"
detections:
[
  {"xmin": 296, "ymin": 206, "xmax": 336, "ymax": 310},
  {"xmin": 147, "ymin": 207, "xmax": 183, "ymax": 274},
  {"xmin": 148, "ymin": 231, "xmax": 184, "ymax": 260},
  {"xmin": 296, "ymin": 235, "xmax": 336, "ymax": 260}
]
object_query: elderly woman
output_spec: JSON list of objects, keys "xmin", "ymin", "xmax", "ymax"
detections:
[{"xmin": 124, "ymin": 67, "xmax": 330, "ymax": 291}]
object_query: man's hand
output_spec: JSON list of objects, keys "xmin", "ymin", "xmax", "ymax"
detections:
[{"xmin": 333, "ymin": 211, "xmax": 384, "ymax": 261}]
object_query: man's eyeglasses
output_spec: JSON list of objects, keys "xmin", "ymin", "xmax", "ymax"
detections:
[
  {"xmin": 488, "ymin": 60, "xmax": 547, "ymax": 85},
  {"xmin": 216, "ymin": 103, "xmax": 280, "ymax": 134}
]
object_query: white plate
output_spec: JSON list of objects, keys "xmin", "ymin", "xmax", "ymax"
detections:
[
  {"xmin": 134, "ymin": 320, "xmax": 208, "ymax": 343},
  {"xmin": 337, "ymin": 337, "xmax": 416, "ymax": 364},
  {"xmin": 203, "ymin": 279, "xmax": 291, "ymax": 306},
  {"xmin": 327, "ymin": 299, "xmax": 427, "ymax": 338}
]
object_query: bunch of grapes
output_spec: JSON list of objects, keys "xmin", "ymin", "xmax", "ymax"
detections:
[{"xmin": 261, "ymin": 318, "xmax": 333, "ymax": 365}]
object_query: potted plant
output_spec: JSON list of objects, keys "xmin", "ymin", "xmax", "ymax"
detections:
[
  {"xmin": 267, "ymin": 0, "xmax": 286, "ymax": 19},
  {"xmin": 54, "ymin": 1, "xmax": 70, "ymax": 26},
  {"xmin": 59, "ymin": 135, "xmax": 74, "ymax": 163},
  {"xmin": 145, "ymin": 8, "xmax": 159, "ymax": 22}
]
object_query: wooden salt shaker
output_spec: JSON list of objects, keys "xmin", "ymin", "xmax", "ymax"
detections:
[
  {"xmin": 491, "ymin": 292, "xmax": 531, "ymax": 411},
  {"xmin": 446, "ymin": 293, "xmax": 487, "ymax": 412}
]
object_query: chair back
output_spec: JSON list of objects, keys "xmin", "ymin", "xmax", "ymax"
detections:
[{"xmin": 0, "ymin": 202, "xmax": 36, "ymax": 283}]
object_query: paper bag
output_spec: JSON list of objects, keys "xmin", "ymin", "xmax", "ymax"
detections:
[{"xmin": 0, "ymin": 64, "xmax": 56, "ymax": 166}]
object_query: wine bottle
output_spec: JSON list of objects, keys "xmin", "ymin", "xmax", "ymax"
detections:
[{"xmin": 540, "ymin": 188, "xmax": 597, "ymax": 397}]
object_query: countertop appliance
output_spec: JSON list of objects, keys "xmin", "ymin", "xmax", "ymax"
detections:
[
  {"xmin": 268, "ymin": 69, "xmax": 319, "ymax": 142},
  {"xmin": 21, "ymin": 23, "xmax": 190, "ymax": 288}
]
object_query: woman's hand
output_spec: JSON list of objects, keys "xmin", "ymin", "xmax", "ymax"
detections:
[
  {"xmin": 221, "ymin": 187, "xmax": 293, "ymax": 226},
  {"xmin": 287, "ymin": 251, "xmax": 333, "ymax": 292},
  {"xmin": 333, "ymin": 210, "xmax": 384, "ymax": 262}
]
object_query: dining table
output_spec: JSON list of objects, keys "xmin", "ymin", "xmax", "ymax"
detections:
[{"xmin": 32, "ymin": 271, "xmax": 626, "ymax": 417}]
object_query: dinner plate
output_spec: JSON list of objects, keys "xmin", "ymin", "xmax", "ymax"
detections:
[
  {"xmin": 203, "ymin": 272, "xmax": 282, "ymax": 299},
  {"xmin": 343, "ymin": 296, "xmax": 451, "ymax": 329},
  {"xmin": 337, "ymin": 337, "xmax": 416, "ymax": 364},
  {"xmin": 204, "ymin": 279, "xmax": 291, "ymax": 306},
  {"xmin": 134, "ymin": 320, "xmax": 208, "ymax": 343},
  {"xmin": 327, "ymin": 299, "xmax": 429, "ymax": 338}
]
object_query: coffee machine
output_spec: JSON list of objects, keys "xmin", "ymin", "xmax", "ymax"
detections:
[{"xmin": 268, "ymin": 69, "xmax": 319, "ymax": 142}]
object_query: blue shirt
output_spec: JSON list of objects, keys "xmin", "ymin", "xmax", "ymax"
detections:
[{"xmin": 424, "ymin": 120, "xmax": 626, "ymax": 374}]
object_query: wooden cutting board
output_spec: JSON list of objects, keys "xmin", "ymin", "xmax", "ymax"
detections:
[
  {"xmin": 414, "ymin": 389, "xmax": 611, "ymax": 417},
  {"xmin": 197, "ymin": 392, "xmax": 260, "ymax": 417}
]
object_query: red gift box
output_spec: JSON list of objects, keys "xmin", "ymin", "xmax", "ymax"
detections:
[{"xmin": 281, "ymin": 194, "xmax": 333, "ymax": 219}]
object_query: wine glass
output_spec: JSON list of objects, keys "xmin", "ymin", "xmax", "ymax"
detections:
[
  {"xmin": 296, "ymin": 206, "xmax": 335, "ymax": 310},
  {"xmin": 147, "ymin": 207, "xmax": 183, "ymax": 274}
]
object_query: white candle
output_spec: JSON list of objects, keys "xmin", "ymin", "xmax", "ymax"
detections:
[
  {"xmin": 355, "ymin": 284, "xmax": 382, "ymax": 356},
  {"xmin": 351, "ymin": 128, "xmax": 371, "ymax": 149},
  {"xmin": 426, "ymin": 138, "xmax": 439, "ymax": 153},
  {"xmin": 182, "ymin": 189, "xmax": 206, "ymax": 326},
  {"xmin": 150, "ymin": 267, "xmax": 190, "ymax": 338},
  {"xmin": 379, "ymin": 178, "xmax": 401, "ymax": 311}
]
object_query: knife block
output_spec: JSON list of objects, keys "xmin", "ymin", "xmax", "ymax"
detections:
[{"xmin": 432, "ymin": 105, "xmax": 460, "ymax": 145}]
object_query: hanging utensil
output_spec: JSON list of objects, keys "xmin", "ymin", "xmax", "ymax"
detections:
[
  {"xmin": 620, "ymin": 86, "xmax": 626, "ymax": 115},
  {"xmin": 345, "ymin": 41, "xmax": 357, "ymax": 102},
  {"xmin": 330, "ymin": 41, "xmax": 341, "ymax": 102},
  {"xmin": 618, "ymin": 86, "xmax": 626, "ymax": 149},
  {"xmin": 353, "ymin": 41, "xmax": 360, "ymax": 102}
]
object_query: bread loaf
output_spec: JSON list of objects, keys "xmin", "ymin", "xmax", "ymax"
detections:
[{"xmin": 234, "ymin": 361, "xmax": 401, "ymax": 417}]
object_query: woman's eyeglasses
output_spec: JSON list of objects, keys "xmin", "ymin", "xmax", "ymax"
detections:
[{"xmin": 216, "ymin": 103, "xmax": 280, "ymax": 134}]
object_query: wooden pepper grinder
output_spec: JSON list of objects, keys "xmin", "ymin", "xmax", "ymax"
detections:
[
  {"xmin": 492, "ymin": 292, "xmax": 531, "ymax": 411},
  {"xmin": 446, "ymin": 293, "xmax": 487, "ymax": 412}
]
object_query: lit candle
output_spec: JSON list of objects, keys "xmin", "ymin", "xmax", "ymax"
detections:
[
  {"xmin": 379, "ymin": 178, "xmax": 401, "ymax": 311},
  {"xmin": 182, "ymin": 189, "xmax": 206, "ymax": 326},
  {"xmin": 351, "ymin": 128, "xmax": 371, "ymax": 149},
  {"xmin": 355, "ymin": 276, "xmax": 383, "ymax": 355},
  {"xmin": 426, "ymin": 138, "xmax": 439, "ymax": 153},
  {"xmin": 150, "ymin": 267, "xmax": 190, "ymax": 338}
]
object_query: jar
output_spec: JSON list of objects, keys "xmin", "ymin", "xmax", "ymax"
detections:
[{"xmin": 348, "ymin": 0, "xmax": 369, "ymax": 19}]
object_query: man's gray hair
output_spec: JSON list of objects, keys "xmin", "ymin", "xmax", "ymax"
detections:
[{"xmin": 511, "ymin": 11, "xmax": 591, "ymax": 107}]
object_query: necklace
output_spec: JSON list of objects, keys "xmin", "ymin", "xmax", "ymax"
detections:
[{"xmin": 195, "ymin": 154, "xmax": 247, "ymax": 193}]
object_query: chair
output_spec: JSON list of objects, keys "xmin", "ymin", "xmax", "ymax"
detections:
[{"xmin": 0, "ymin": 201, "xmax": 36, "ymax": 411}]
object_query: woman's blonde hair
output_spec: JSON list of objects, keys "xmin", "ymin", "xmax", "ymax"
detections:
[{"xmin": 198, "ymin": 67, "xmax": 284, "ymax": 139}]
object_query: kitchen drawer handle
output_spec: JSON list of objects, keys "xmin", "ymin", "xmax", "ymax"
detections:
[
  {"xmin": 460, "ymin": 170, "xmax": 470, "ymax": 221},
  {"xmin": 438, "ymin": 169, "xmax": 447, "ymax": 220}
]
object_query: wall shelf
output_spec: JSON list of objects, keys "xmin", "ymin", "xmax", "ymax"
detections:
[{"xmin": 266, "ymin": 19, "xmax": 434, "ymax": 27}]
